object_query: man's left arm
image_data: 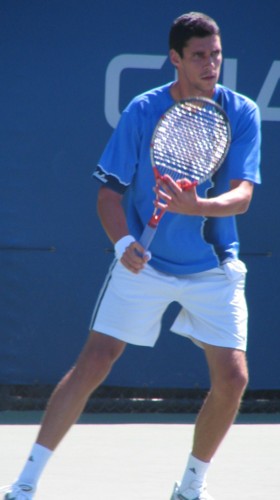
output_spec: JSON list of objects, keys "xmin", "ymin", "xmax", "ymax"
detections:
[{"xmin": 153, "ymin": 176, "xmax": 254, "ymax": 217}]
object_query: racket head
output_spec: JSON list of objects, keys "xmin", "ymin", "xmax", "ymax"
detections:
[{"xmin": 150, "ymin": 96, "xmax": 231, "ymax": 186}]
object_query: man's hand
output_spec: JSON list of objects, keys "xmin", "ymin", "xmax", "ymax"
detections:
[
  {"xmin": 120, "ymin": 241, "xmax": 150, "ymax": 274},
  {"xmin": 153, "ymin": 174, "xmax": 254, "ymax": 217},
  {"xmin": 154, "ymin": 174, "xmax": 201, "ymax": 215}
]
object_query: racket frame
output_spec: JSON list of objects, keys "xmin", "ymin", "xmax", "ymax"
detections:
[{"xmin": 139, "ymin": 96, "xmax": 231, "ymax": 250}]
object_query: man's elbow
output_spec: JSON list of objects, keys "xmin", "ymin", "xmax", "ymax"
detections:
[{"xmin": 238, "ymin": 193, "xmax": 253, "ymax": 214}]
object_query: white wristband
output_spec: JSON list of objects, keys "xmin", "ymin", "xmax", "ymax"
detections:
[{"xmin": 114, "ymin": 235, "xmax": 136, "ymax": 259}]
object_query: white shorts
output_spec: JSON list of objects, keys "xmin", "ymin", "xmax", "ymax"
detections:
[{"xmin": 90, "ymin": 259, "xmax": 248, "ymax": 351}]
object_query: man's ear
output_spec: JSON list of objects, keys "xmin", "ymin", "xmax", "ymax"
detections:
[{"xmin": 169, "ymin": 49, "xmax": 181, "ymax": 68}]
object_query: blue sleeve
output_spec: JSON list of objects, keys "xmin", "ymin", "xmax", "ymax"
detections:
[
  {"xmin": 226, "ymin": 98, "xmax": 261, "ymax": 184},
  {"xmin": 93, "ymin": 101, "xmax": 142, "ymax": 192}
]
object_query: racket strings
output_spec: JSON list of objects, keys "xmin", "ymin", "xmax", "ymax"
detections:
[{"xmin": 153, "ymin": 102, "xmax": 229, "ymax": 183}]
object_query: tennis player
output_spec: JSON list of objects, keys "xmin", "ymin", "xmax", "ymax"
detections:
[{"xmin": 3, "ymin": 11, "xmax": 261, "ymax": 500}]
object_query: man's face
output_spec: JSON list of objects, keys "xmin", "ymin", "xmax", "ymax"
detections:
[{"xmin": 172, "ymin": 35, "xmax": 222, "ymax": 97}]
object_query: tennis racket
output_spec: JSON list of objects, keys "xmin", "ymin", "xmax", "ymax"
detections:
[{"xmin": 139, "ymin": 96, "xmax": 231, "ymax": 251}]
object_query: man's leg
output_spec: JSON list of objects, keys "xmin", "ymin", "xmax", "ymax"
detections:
[
  {"xmin": 37, "ymin": 330, "xmax": 126, "ymax": 450},
  {"xmin": 193, "ymin": 345, "xmax": 248, "ymax": 461},
  {"xmin": 178, "ymin": 346, "xmax": 248, "ymax": 497},
  {"xmin": 7, "ymin": 331, "xmax": 126, "ymax": 495}
]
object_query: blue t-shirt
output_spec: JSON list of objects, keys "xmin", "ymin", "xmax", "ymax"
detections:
[{"xmin": 94, "ymin": 82, "xmax": 261, "ymax": 275}]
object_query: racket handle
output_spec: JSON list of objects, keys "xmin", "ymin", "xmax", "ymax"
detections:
[{"xmin": 139, "ymin": 224, "xmax": 157, "ymax": 250}]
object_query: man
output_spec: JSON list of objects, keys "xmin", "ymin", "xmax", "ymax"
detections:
[{"xmin": 3, "ymin": 11, "xmax": 261, "ymax": 500}]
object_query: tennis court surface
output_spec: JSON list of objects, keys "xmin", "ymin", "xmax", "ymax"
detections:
[{"xmin": 1, "ymin": 411, "xmax": 279, "ymax": 499}]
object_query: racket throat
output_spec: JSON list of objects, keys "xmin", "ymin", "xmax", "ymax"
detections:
[{"xmin": 148, "ymin": 214, "xmax": 160, "ymax": 228}]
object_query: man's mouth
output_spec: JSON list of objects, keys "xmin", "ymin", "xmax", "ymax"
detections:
[{"xmin": 201, "ymin": 73, "xmax": 216, "ymax": 80}]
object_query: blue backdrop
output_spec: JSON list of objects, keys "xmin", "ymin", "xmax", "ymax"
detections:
[{"xmin": 0, "ymin": 0, "xmax": 279, "ymax": 390}]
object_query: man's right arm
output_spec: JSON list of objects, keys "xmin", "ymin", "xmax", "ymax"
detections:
[{"xmin": 97, "ymin": 186, "xmax": 148, "ymax": 273}]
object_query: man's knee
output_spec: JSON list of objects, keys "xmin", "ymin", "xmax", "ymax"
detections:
[
  {"xmin": 213, "ymin": 366, "xmax": 248, "ymax": 403},
  {"xmin": 62, "ymin": 332, "xmax": 125, "ymax": 397},
  {"xmin": 206, "ymin": 347, "xmax": 248, "ymax": 401},
  {"xmin": 80, "ymin": 331, "xmax": 126, "ymax": 373}
]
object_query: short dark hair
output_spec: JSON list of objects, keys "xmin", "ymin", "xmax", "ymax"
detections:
[{"xmin": 169, "ymin": 12, "xmax": 221, "ymax": 57}]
